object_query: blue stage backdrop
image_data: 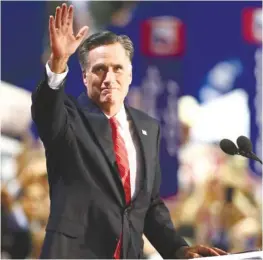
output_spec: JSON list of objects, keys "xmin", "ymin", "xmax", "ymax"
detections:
[{"xmin": 1, "ymin": 1, "xmax": 261, "ymax": 198}]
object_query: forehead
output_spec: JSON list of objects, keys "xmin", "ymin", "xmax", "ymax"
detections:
[{"xmin": 88, "ymin": 43, "xmax": 130, "ymax": 66}]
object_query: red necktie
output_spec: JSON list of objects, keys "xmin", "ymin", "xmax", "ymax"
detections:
[{"xmin": 109, "ymin": 117, "xmax": 131, "ymax": 259}]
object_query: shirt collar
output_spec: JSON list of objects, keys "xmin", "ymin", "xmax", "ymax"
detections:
[{"xmin": 104, "ymin": 105, "xmax": 128, "ymax": 129}]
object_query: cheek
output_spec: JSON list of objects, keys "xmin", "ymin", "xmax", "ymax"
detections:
[
  {"xmin": 118, "ymin": 76, "xmax": 131, "ymax": 90},
  {"xmin": 87, "ymin": 76, "xmax": 102, "ymax": 91}
]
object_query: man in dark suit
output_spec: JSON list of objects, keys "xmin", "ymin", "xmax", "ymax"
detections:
[{"xmin": 32, "ymin": 3, "xmax": 228, "ymax": 259}]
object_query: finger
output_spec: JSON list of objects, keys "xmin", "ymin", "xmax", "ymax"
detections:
[
  {"xmin": 55, "ymin": 6, "xmax": 61, "ymax": 29},
  {"xmin": 76, "ymin": 26, "xmax": 89, "ymax": 42},
  {"xmin": 49, "ymin": 16, "xmax": 56, "ymax": 42},
  {"xmin": 196, "ymin": 245, "xmax": 220, "ymax": 256},
  {"xmin": 212, "ymin": 247, "xmax": 228, "ymax": 255},
  {"xmin": 61, "ymin": 3, "xmax": 68, "ymax": 27},
  {"xmin": 67, "ymin": 5, "xmax": 74, "ymax": 33}
]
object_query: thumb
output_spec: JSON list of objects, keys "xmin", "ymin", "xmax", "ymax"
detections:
[{"xmin": 76, "ymin": 26, "xmax": 89, "ymax": 43}]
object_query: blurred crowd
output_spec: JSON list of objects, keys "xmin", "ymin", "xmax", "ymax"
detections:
[
  {"xmin": 1, "ymin": 133, "xmax": 49, "ymax": 259},
  {"xmin": 1, "ymin": 119, "xmax": 262, "ymax": 259}
]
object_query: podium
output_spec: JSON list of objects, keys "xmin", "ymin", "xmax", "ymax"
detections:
[
  {"xmin": 148, "ymin": 250, "xmax": 263, "ymax": 260},
  {"xmin": 192, "ymin": 251, "xmax": 263, "ymax": 260}
]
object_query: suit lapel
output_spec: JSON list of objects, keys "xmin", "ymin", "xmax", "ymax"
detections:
[
  {"xmin": 126, "ymin": 107, "xmax": 154, "ymax": 197},
  {"xmin": 77, "ymin": 93, "xmax": 125, "ymax": 206}
]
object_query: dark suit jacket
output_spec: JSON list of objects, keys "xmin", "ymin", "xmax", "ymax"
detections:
[{"xmin": 31, "ymin": 74, "xmax": 188, "ymax": 259}]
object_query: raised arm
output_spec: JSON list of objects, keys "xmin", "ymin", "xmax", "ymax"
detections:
[{"xmin": 31, "ymin": 3, "xmax": 88, "ymax": 147}]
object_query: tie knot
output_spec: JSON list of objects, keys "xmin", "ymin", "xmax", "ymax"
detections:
[{"xmin": 109, "ymin": 116, "xmax": 119, "ymax": 129}]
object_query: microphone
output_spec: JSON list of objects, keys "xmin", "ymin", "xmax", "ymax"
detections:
[
  {"xmin": 219, "ymin": 139, "xmax": 238, "ymax": 155},
  {"xmin": 219, "ymin": 137, "xmax": 262, "ymax": 164},
  {"xmin": 236, "ymin": 135, "xmax": 253, "ymax": 152},
  {"xmin": 236, "ymin": 136, "xmax": 262, "ymax": 164}
]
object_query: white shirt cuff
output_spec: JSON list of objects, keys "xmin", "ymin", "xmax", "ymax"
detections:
[{"xmin": 45, "ymin": 62, "xmax": 69, "ymax": 89}]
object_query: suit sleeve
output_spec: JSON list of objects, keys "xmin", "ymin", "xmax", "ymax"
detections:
[
  {"xmin": 143, "ymin": 124, "xmax": 189, "ymax": 259},
  {"xmin": 31, "ymin": 71, "xmax": 69, "ymax": 148}
]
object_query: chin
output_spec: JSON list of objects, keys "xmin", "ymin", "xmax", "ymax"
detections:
[{"xmin": 102, "ymin": 95, "xmax": 118, "ymax": 105}]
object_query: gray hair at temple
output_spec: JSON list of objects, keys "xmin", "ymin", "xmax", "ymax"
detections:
[{"xmin": 78, "ymin": 31, "xmax": 134, "ymax": 71}]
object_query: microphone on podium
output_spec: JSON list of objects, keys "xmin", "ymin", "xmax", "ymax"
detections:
[{"xmin": 219, "ymin": 136, "xmax": 262, "ymax": 164}]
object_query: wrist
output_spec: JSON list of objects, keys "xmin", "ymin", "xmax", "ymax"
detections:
[{"xmin": 49, "ymin": 54, "xmax": 69, "ymax": 74}]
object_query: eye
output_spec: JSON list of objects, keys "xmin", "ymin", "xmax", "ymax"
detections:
[
  {"xmin": 92, "ymin": 65, "xmax": 106, "ymax": 74},
  {"xmin": 96, "ymin": 67, "xmax": 105, "ymax": 73},
  {"xmin": 114, "ymin": 66, "xmax": 123, "ymax": 73}
]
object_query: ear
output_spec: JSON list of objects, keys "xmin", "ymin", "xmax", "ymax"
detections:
[
  {"xmin": 128, "ymin": 64, "xmax": 133, "ymax": 85},
  {"xmin": 82, "ymin": 71, "xmax": 88, "ymax": 87}
]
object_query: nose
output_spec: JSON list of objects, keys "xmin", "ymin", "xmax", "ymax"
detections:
[{"xmin": 104, "ymin": 70, "xmax": 116, "ymax": 87}]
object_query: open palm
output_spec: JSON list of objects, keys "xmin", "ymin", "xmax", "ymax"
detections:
[{"xmin": 49, "ymin": 3, "xmax": 89, "ymax": 59}]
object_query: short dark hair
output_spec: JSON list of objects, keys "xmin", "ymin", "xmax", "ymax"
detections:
[{"xmin": 78, "ymin": 31, "xmax": 134, "ymax": 71}]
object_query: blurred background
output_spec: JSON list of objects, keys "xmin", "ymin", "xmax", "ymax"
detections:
[{"xmin": 1, "ymin": 1, "xmax": 262, "ymax": 259}]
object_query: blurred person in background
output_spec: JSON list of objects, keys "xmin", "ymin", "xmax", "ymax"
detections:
[
  {"xmin": 19, "ymin": 174, "xmax": 50, "ymax": 258},
  {"xmin": 31, "ymin": 3, "xmax": 228, "ymax": 259},
  {"xmin": 1, "ymin": 187, "xmax": 32, "ymax": 259},
  {"xmin": 1, "ymin": 132, "xmax": 49, "ymax": 259}
]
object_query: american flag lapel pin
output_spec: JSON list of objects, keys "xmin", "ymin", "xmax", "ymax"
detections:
[{"xmin": 142, "ymin": 129, "xmax": 147, "ymax": 135}]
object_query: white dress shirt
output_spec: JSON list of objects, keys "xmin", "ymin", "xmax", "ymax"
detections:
[{"xmin": 45, "ymin": 63, "xmax": 140, "ymax": 198}]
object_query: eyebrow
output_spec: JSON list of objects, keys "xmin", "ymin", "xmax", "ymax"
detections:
[
  {"xmin": 92, "ymin": 63, "xmax": 124, "ymax": 70},
  {"xmin": 92, "ymin": 63, "xmax": 106, "ymax": 70}
]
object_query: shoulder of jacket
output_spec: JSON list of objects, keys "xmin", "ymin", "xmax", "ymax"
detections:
[{"xmin": 128, "ymin": 106, "xmax": 160, "ymax": 127}]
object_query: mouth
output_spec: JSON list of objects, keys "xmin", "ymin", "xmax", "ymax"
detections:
[
  {"xmin": 101, "ymin": 88, "xmax": 118, "ymax": 92},
  {"xmin": 102, "ymin": 87, "xmax": 118, "ymax": 90}
]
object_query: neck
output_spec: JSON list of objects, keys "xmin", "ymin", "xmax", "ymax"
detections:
[{"xmin": 101, "ymin": 103, "xmax": 123, "ymax": 117}]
